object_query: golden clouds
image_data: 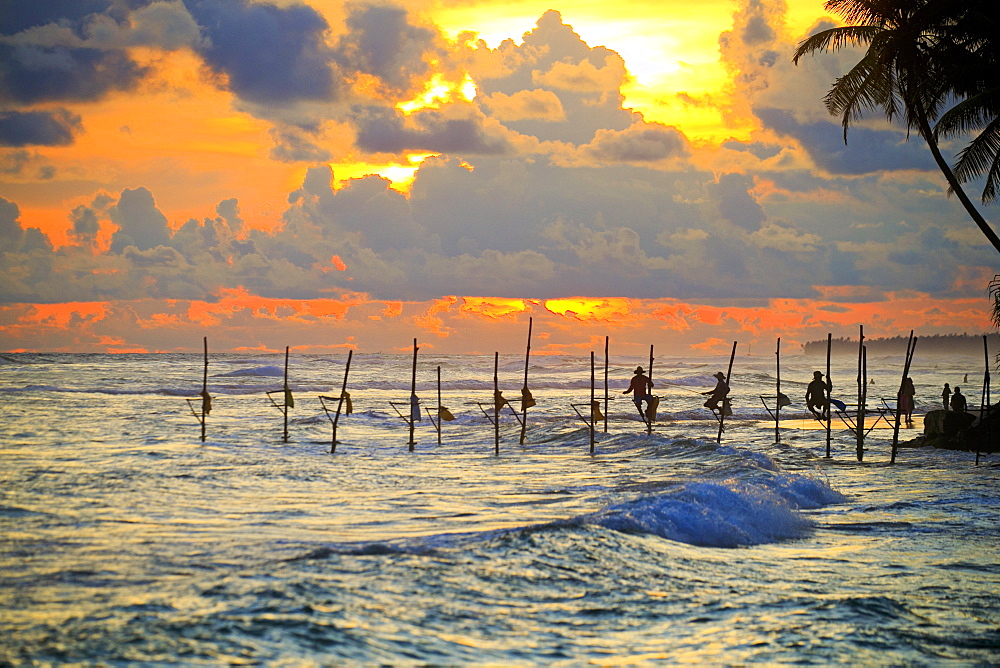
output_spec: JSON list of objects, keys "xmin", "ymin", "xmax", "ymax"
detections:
[
  {"xmin": 544, "ymin": 298, "xmax": 631, "ymax": 322},
  {"xmin": 479, "ymin": 90, "xmax": 566, "ymax": 122}
]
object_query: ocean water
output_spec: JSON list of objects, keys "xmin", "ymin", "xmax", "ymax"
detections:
[{"xmin": 1, "ymin": 349, "xmax": 998, "ymax": 664}]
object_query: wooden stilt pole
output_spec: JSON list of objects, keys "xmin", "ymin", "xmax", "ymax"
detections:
[
  {"xmin": 436, "ymin": 365, "xmax": 442, "ymax": 446},
  {"xmin": 978, "ymin": 335, "xmax": 991, "ymax": 466},
  {"xmin": 647, "ymin": 344, "xmax": 654, "ymax": 435},
  {"xmin": 603, "ymin": 336, "xmax": 609, "ymax": 433},
  {"xmin": 775, "ymin": 337, "xmax": 781, "ymax": 444},
  {"xmin": 200, "ymin": 336, "xmax": 208, "ymax": 442},
  {"xmin": 329, "ymin": 349, "xmax": 352, "ymax": 453},
  {"xmin": 590, "ymin": 351, "xmax": 596, "ymax": 454},
  {"xmin": 409, "ymin": 338, "xmax": 418, "ymax": 452},
  {"xmin": 825, "ymin": 333, "xmax": 833, "ymax": 458},
  {"xmin": 283, "ymin": 346, "xmax": 290, "ymax": 443},
  {"xmin": 891, "ymin": 331, "xmax": 917, "ymax": 464},
  {"xmin": 519, "ymin": 317, "xmax": 532, "ymax": 445},
  {"xmin": 717, "ymin": 341, "xmax": 737, "ymax": 444},
  {"xmin": 264, "ymin": 346, "xmax": 293, "ymax": 442},
  {"xmin": 493, "ymin": 351, "xmax": 500, "ymax": 456},
  {"xmin": 856, "ymin": 326, "xmax": 866, "ymax": 462}
]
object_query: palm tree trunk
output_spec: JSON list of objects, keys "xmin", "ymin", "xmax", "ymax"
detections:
[{"xmin": 914, "ymin": 105, "xmax": 1000, "ymax": 254}]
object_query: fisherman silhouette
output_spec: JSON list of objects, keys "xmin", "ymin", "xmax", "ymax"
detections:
[
  {"xmin": 623, "ymin": 366, "xmax": 654, "ymax": 416},
  {"xmin": 703, "ymin": 372, "xmax": 730, "ymax": 413},
  {"xmin": 805, "ymin": 371, "xmax": 829, "ymax": 420}
]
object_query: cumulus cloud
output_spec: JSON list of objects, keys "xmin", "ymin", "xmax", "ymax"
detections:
[
  {"xmin": 479, "ymin": 89, "xmax": 565, "ymax": 123},
  {"xmin": 109, "ymin": 187, "xmax": 171, "ymax": 252},
  {"xmin": 333, "ymin": 4, "xmax": 439, "ymax": 98},
  {"xmin": 470, "ymin": 10, "xmax": 634, "ymax": 145},
  {"xmin": 353, "ymin": 105, "xmax": 512, "ymax": 155},
  {"xmin": 750, "ymin": 221, "xmax": 822, "ymax": 252},
  {"xmin": 584, "ymin": 123, "xmax": 689, "ymax": 163}
]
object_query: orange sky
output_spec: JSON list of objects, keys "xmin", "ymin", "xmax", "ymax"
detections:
[{"xmin": 0, "ymin": 0, "xmax": 996, "ymax": 353}]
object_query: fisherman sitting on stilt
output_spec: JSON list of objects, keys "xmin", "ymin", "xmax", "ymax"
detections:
[
  {"xmin": 805, "ymin": 370, "xmax": 830, "ymax": 420},
  {"xmin": 623, "ymin": 366, "xmax": 657, "ymax": 423},
  {"xmin": 703, "ymin": 371, "xmax": 732, "ymax": 419}
]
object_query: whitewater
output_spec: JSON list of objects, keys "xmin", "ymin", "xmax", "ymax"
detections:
[{"xmin": 1, "ymin": 350, "xmax": 997, "ymax": 664}]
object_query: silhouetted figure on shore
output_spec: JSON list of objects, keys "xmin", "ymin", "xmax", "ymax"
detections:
[
  {"xmin": 951, "ymin": 387, "xmax": 967, "ymax": 413},
  {"xmin": 941, "ymin": 383, "xmax": 951, "ymax": 410}
]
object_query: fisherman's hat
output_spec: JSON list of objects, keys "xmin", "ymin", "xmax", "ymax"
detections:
[
  {"xmin": 634, "ymin": 366, "xmax": 644, "ymax": 374},
  {"xmin": 714, "ymin": 372, "xmax": 725, "ymax": 380}
]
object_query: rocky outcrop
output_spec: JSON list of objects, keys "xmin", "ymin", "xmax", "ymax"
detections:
[{"xmin": 916, "ymin": 406, "xmax": 998, "ymax": 452}]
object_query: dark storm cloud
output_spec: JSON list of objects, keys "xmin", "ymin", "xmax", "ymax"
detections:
[
  {"xmin": 333, "ymin": 4, "xmax": 437, "ymax": 96},
  {"xmin": 755, "ymin": 107, "xmax": 937, "ymax": 174},
  {"xmin": 0, "ymin": 109, "xmax": 82, "ymax": 147},
  {"xmin": 354, "ymin": 107, "xmax": 511, "ymax": 155},
  {"xmin": 184, "ymin": 0, "xmax": 337, "ymax": 104},
  {"xmin": 0, "ymin": 44, "xmax": 149, "ymax": 104}
]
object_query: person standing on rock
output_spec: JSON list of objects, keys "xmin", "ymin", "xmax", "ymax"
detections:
[
  {"xmin": 951, "ymin": 387, "xmax": 967, "ymax": 413},
  {"xmin": 941, "ymin": 383, "xmax": 951, "ymax": 410}
]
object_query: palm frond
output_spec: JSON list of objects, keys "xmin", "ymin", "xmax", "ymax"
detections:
[
  {"xmin": 935, "ymin": 88, "xmax": 1000, "ymax": 138},
  {"xmin": 950, "ymin": 120, "xmax": 1000, "ymax": 202},
  {"xmin": 793, "ymin": 26, "xmax": 881, "ymax": 63}
]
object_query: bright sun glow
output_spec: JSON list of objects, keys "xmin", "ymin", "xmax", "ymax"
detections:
[
  {"xmin": 432, "ymin": 2, "xmax": 752, "ymax": 143},
  {"xmin": 398, "ymin": 72, "xmax": 476, "ymax": 114},
  {"xmin": 377, "ymin": 153, "xmax": 439, "ymax": 192}
]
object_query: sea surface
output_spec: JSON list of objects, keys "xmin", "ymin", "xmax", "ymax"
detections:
[{"xmin": 1, "ymin": 349, "xmax": 998, "ymax": 664}]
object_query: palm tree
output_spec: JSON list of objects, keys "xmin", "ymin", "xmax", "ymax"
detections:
[
  {"xmin": 931, "ymin": 1, "xmax": 1000, "ymax": 204},
  {"xmin": 793, "ymin": 0, "xmax": 1000, "ymax": 254},
  {"xmin": 991, "ymin": 274, "xmax": 1000, "ymax": 329}
]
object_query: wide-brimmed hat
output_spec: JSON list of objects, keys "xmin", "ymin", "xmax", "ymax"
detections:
[
  {"xmin": 634, "ymin": 366, "xmax": 644, "ymax": 374},
  {"xmin": 714, "ymin": 372, "xmax": 725, "ymax": 380},
  {"xmin": 813, "ymin": 371, "xmax": 824, "ymax": 377}
]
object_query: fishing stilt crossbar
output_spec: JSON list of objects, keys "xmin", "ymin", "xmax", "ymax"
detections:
[{"xmin": 318, "ymin": 349, "xmax": 353, "ymax": 453}]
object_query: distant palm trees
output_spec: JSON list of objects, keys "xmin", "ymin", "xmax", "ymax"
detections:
[{"xmin": 793, "ymin": 0, "xmax": 1000, "ymax": 254}]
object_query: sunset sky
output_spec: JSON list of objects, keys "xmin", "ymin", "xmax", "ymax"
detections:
[{"xmin": 1, "ymin": 0, "xmax": 997, "ymax": 356}]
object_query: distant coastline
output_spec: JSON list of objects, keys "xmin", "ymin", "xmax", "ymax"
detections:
[{"xmin": 802, "ymin": 333, "xmax": 1000, "ymax": 356}]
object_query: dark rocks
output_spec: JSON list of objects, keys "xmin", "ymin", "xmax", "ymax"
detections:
[{"xmin": 919, "ymin": 406, "xmax": 998, "ymax": 452}]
